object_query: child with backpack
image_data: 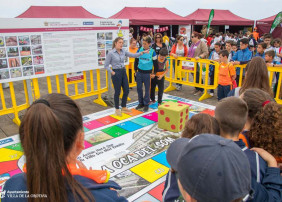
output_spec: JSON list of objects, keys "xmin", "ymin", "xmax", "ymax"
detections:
[
  {"xmin": 134, "ymin": 36, "xmax": 158, "ymax": 112},
  {"xmin": 217, "ymin": 50, "xmax": 236, "ymax": 100},
  {"xmin": 150, "ymin": 48, "xmax": 169, "ymax": 105}
]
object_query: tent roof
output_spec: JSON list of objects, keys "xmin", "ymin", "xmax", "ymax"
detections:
[
  {"xmin": 185, "ymin": 9, "xmax": 254, "ymax": 26},
  {"xmin": 256, "ymin": 15, "xmax": 276, "ymax": 25},
  {"xmin": 16, "ymin": 6, "xmax": 102, "ymax": 18},
  {"xmin": 110, "ymin": 7, "xmax": 190, "ymax": 25}
]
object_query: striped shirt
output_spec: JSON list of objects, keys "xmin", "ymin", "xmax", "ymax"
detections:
[{"xmin": 104, "ymin": 48, "xmax": 142, "ymax": 73}]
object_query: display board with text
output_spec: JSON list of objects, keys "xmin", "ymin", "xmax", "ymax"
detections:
[{"xmin": 0, "ymin": 18, "xmax": 129, "ymax": 83}]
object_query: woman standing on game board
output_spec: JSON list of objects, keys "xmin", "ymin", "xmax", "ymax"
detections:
[
  {"xmin": 2, "ymin": 94, "xmax": 127, "ymax": 202},
  {"xmin": 105, "ymin": 37, "xmax": 148, "ymax": 116}
]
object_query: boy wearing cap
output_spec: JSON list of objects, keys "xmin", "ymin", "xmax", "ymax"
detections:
[
  {"xmin": 215, "ymin": 97, "xmax": 282, "ymax": 201},
  {"xmin": 166, "ymin": 134, "xmax": 253, "ymax": 202}
]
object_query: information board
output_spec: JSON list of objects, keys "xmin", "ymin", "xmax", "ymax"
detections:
[{"xmin": 0, "ymin": 18, "xmax": 129, "ymax": 83}]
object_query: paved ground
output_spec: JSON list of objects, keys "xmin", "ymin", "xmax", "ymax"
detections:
[{"xmin": 0, "ymin": 70, "xmax": 218, "ymax": 138}]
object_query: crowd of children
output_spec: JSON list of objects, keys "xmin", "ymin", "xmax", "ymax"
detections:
[{"xmin": 163, "ymin": 93, "xmax": 282, "ymax": 202}]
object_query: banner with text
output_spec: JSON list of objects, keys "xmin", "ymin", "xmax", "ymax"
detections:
[{"xmin": 0, "ymin": 18, "xmax": 129, "ymax": 83}]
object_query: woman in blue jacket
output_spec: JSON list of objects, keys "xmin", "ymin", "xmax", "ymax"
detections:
[{"xmin": 2, "ymin": 93, "xmax": 127, "ymax": 202}]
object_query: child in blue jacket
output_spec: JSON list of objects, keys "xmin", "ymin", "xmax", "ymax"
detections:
[{"xmin": 232, "ymin": 38, "xmax": 252, "ymax": 85}]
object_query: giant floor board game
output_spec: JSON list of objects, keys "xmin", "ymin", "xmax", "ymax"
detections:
[{"xmin": 0, "ymin": 94, "xmax": 215, "ymax": 201}]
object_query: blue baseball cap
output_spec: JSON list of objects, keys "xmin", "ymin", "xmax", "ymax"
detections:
[{"xmin": 166, "ymin": 134, "xmax": 252, "ymax": 202}]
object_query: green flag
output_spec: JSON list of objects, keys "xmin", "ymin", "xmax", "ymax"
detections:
[
  {"xmin": 270, "ymin": 11, "xmax": 282, "ymax": 34},
  {"xmin": 206, "ymin": 9, "xmax": 214, "ymax": 37}
]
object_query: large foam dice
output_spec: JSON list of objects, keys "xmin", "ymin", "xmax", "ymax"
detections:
[{"xmin": 158, "ymin": 101, "xmax": 189, "ymax": 132}]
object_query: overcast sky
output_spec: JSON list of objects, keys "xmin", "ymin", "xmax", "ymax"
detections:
[{"xmin": 0, "ymin": 0, "xmax": 281, "ymax": 20}]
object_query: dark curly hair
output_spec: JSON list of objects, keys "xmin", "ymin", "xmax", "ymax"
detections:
[
  {"xmin": 242, "ymin": 88, "xmax": 282, "ymax": 157},
  {"xmin": 182, "ymin": 113, "xmax": 220, "ymax": 138}
]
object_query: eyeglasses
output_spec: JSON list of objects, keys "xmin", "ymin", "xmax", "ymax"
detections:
[
  {"xmin": 191, "ymin": 36, "xmax": 195, "ymax": 38},
  {"xmin": 179, "ymin": 39, "xmax": 184, "ymax": 41}
]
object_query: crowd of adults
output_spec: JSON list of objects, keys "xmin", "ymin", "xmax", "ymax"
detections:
[{"xmin": 129, "ymin": 27, "xmax": 282, "ymax": 99}]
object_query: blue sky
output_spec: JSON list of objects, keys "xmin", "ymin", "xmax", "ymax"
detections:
[{"xmin": 0, "ymin": 0, "xmax": 281, "ymax": 20}]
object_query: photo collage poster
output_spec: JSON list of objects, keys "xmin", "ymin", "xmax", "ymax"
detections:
[
  {"xmin": 97, "ymin": 20, "xmax": 129, "ymax": 67},
  {"xmin": 0, "ymin": 35, "xmax": 44, "ymax": 81}
]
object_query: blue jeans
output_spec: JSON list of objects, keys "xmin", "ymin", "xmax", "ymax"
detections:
[
  {"xmin": 111, "ymin": 69, "xmax": 129, "ymax": 109},
  {"xmin": 217, "ymin": 84, "xmax": 231, "ymax": 101},
  {"xmin": 136, "ymin": 72, "xmax": 151, "ymax": 106}
]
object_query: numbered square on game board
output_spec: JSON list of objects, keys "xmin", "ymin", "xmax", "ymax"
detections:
[
  {"xmin": 158, "ymin": 101, "xmax": 189, "ymax": 132},
  {"xmin": 102, "ymin": 126, "xmax": 129, "ymax": 137},
  {"xmin": 130, "ymin": 117, "xmax": 155, "ymax": 127},
  {"xmin": 83, "ymin": 120, "xmax": 104, "ymax": 130},
  {"xmin": 130, "ymin": 159, "xmax": 169, "ymax": 183},
  {"xmin": 116, "ymin": 121, "xmax": 143, "ymax": 132}
]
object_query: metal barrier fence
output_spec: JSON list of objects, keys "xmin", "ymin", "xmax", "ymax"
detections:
[
  {"xmin": 164, "ymin": 57, "xmax": 219, "ymax": 101},
  {"xmin": 0, "ymin": 69, "xmax": 108, "ymax": 126},
  {"xmin": 1, "ymin": 58, "xmax": 281, "ymax": 126}
]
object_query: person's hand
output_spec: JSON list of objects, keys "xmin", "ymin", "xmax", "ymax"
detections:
[
  {"xmin": 142, "ymin": 50, "xmax": 149, "ymax": 54},
  {"xmin": 157, "ymin": 75, "xmax": 163, "ymax": 80},
  {"xmin": 233, "ymin": 61, "xmax": 240, "ymax": 65},
  {"xmin": 111, "ymin": 71, "xmax": 115, "ymax": 76},
  {"xmin": 251, "ymin": 147, "xmax": 278, "ymax": 168},
  {"xmin": 172, "ymin": 54, "xmax": 178, "ymax": 59},
  {"xmin": 151, "ymin": 74, "xmax": 155, "ymax": 79},
  {"xmin": 195, "ymin": 57, "xmax": 200, "ymax": 60},
  {"xmin": 266, "ymin": 63, "xmax": 272, "ymax": 67},
  {"xmin": 76, "ymin": 160, "xmax": 87, "ymax": 169}
]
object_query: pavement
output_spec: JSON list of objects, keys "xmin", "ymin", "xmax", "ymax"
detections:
[{"xmin": 0, "ymin": 70, "xmax": 218, "ymax": 138}]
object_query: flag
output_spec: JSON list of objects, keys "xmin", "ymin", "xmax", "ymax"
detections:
[
  {"xmin": 206, "ymin": 9, "xmax": 214, "ymax": 37},
  {"xmin": 270, "ymin": 11, "xmax": 282, "ymax": 34}
]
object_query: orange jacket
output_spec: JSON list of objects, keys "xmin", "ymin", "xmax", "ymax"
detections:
[{"xmin": 170, "ymin": 44, "xmax": 188, "ymax": 57}]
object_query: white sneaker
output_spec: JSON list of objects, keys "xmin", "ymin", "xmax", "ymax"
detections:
[
  {"xmin": 176, "ymin": 85, "xmax": 181, "ymax": 91},
  {"xmin": 210, "ymin": 93, "xmax": 214, "ymax": 96}
]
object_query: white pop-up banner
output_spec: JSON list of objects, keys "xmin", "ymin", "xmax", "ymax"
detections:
[{"xmin": 0, "ymin": 18, "xmax": 129, "ymax": 83}]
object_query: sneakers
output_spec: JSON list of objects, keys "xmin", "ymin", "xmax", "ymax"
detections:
[
  {"xmin": 143, "ymin": 105, "xmax": 149, "ymax": 112},
  {"xmin": 209, "ymin": 93, "xmax": 214, "ymax": 96},
  {"xmin": 176, "ymin": 85, "xmax": 182, "ymax": 91},
  {"xmin": 121, "ymin": 108, "xmax": 132, "ymax": 113},
  {"xmin": 115, "ymin": 109, "xmax": 122, "ymax": 117},
  {"xmin": 135, "ymin": 104, "xmax": 144, "ymax": 110}
]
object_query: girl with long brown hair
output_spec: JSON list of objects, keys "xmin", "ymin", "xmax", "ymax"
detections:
[
  {"xmin": 241, "ymin": 88, "xmax": 282, "ymax": 164},
  {"xmin": 2, "ymin": 93, "xmax": 127, "ymax": 202},
  {"xmin": 228, "ymin": 57, "xmax": 273, "ymax": 97}
]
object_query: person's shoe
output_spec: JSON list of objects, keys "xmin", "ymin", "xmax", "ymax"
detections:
[
  {"xmin": 129, "ymin": 87, "xmax": 133, "ymax": 90},
  {"xmin": 209, "ymin": 92, "xmax": 214, "ymax": 96},
  {"xmin": 143, "ymin": 105, "xmax": 149, "ymax": 112},
  {"xmin": 135, "ymin": 104, "xmax": 144, "ymax": 110},
  {"xmin": 149, "ymin": 100, "xmax": 156, "ymax": 105},
  {"xmin": 193, "ymin": 90, "xmax": 199, "ymax": 95},
  {"xmin": 115, "ymin": 109, "xmax": 122, "ymax": 117},
  {"xmin": 121, "ymin": 107, "xmax": 132, "ymax": 113},
  {"xmin": 176, "ymin": 85, "xmax": 181, "ymax": 91}
]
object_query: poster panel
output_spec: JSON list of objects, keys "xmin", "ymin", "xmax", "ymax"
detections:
[{"xmin": 0, "ymin": 18, "xmax": 129, "ymax": 83}]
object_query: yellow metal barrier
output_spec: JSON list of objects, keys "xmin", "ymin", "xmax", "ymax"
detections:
[
  {"xmin": 268, "ymin": 66, "xmax": 282, "ymax": 104},
  {"xmin": 0, "ymin": 81, "xmax": 30, "ymax": 126},
  {"xmin": 0, "ymin": 69, "xmax": 108, "ymax": 126},
  {"xmin": 165, "ymin": 57, "xmax": 219, "ymax": 101},
  {"xmin": 233, "ymin": 64, "xmax": 247, "ymax": 87}
]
